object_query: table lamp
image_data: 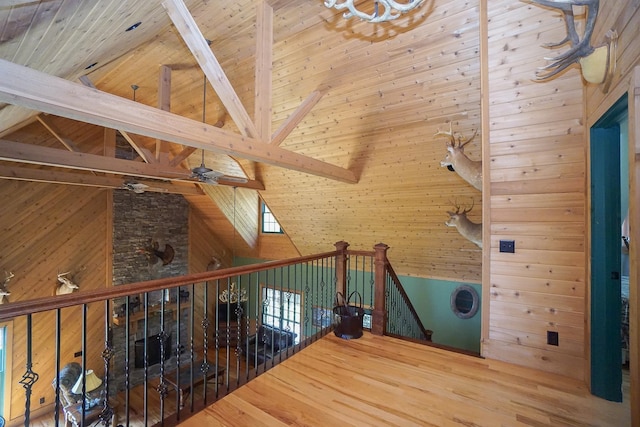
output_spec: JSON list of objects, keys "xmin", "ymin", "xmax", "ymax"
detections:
[{"xmin": 71, "ymin": 369, "xmax": 103, "ymax": 409}]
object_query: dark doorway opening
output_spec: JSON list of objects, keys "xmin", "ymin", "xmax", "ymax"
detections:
[{"xmin": 590, "ymin": 93, "xmax": 628, "ymax": 402}]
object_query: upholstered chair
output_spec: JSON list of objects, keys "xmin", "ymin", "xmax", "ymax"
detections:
[{"xmin": 51, "ymin": 362, "xmax": 83, "ymax": 407}]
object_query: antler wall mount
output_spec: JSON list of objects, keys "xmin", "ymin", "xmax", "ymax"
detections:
[
  {"xmin": 529, "ymin": 0, "xmax": 617, "ymax": 93},
  {"xmin": 0, "ymin": 270, "xmax": 14, "ymax": 304},
  {"xmin": 56, "ymin": 271, "xmax": 79, "ymax": 295},
  {"xmin": 435, "ymin": 123, "xmax": 482, "ymax": 192},
  {"xmin": 445, "ymin": 200, "xmax": 482, "ymax": 249}
]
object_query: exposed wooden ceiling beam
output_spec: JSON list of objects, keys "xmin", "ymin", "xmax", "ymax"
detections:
[
  {"xmin": 0, "ymin": 116, "xmax": 37, "ymax": 139},
  {"xmin": 255, "ymin": 1, "xmax": 274, "ymax": 141},
  {"xmin": 0, "ymin": 59, "xmax": 357, "ymax": 183},
  {"xmin": 162, "ymin": 0, "xmax": 260, "ymax": 139},
  {"xmin": 271, "ymin": 89, "xmax": 327, "ymax": 146},
  {"xmin": 169, "ymin": 146, "xmax": 197, "ymax": 167},
  {"xmin": 104, "ymin": 128, "xmax": 116, "ymax": 158},
  {"xmin": 36, "ymin": 115, "xmax": 81, "ymax": 152},
  {"xmin": 118, "ymin": 131, "xmax": 156, "ymax": 164},
  {"xmin": 0, "ymin": 165, "xmax": 204, "ymax": 195},
  {"xmin": 169, "ymin": 118, "xmax": 224, "ymax": 168},
  {"xmin": 215, "ymin": 178, "xmax": 264, "ymax": 190},
  {"xmin": 265, "ymin": 0, "xmax": 300, "ymax": 9},
  {"xmin": 79, "ymin": 75, "xmax": 156, "ymax": 164},
  {"xmin": 0, "ymin": 139, "xmax": 265, "ymax": 190},
  {"xmin": 0, "ymin": 138, "xmax": 192, "ymax": 179}
]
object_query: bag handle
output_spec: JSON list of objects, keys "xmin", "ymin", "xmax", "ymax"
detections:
[
  {"xmin": 346, "ymin": 291, "xmax": 363, "ymax": 308},
  {"xmin": 336, "ymin": 292, "xmax": 349, "ymax": 314},
  {"xmin": 335, "ymin": 291, "xmax": 364, "ymax": 308}
]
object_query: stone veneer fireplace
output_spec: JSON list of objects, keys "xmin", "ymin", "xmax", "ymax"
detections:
[{"xmin": 111, "ymin": 191, "xmax": 190, "ymax": 391}]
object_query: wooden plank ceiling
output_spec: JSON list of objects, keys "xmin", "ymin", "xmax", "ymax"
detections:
[{"xmin": 0, "ymin": 0, "xmax": 483, "ymax": 281}]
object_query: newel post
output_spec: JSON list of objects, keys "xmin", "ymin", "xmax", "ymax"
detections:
[
  {"xmin": 334, "ymin": 241, "xmax": 349, "ymax": 297},
  {"xmin": 372, "ymin": 243, "xmax": 389, "ymax": 336}
]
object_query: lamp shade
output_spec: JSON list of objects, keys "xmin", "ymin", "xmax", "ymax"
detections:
[{"xmin": 71, "ymin": 369, "xmax": 102, "ymax": 394}]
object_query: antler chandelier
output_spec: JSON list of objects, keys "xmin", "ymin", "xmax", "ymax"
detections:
[
  {"xmin": 324, "ymin": 0, "xmax": 425, "ymax": 23},
  {"xmin": 219, "ymin": 282, "xmax": 248, "ymax": 304}
]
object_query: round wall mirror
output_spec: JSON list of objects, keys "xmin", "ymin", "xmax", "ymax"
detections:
[{"xmin": 450, "ymin": 285, "xmax": 479, "ymax": 319}]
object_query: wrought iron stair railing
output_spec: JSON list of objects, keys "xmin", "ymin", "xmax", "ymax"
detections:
[{"xmin": 0, "ymin": 242, "xmax": 431, "ymax": 427}]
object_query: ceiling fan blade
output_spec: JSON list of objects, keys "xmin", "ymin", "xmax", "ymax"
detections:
[
  {"xmin": 202, "ymin": 170, "xmax": 224, "ymax": 179},
  {"xmin": 123, "ymin": 182, "xmax": 150, "ymax": 193},
  {"xmin": 219, "ymin": 175, "xmax": 249, "ymax": 184}
]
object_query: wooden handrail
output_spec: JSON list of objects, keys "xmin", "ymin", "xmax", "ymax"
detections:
[
  {"xmin": 2, "ymin": 242, "xmax": 436, "ymax": 427},
  {"xmin": 0, "ymin": 250, "xmax": 338, "ymax": 321},
  {"xmin": 0, "ymin": 244, "xmax": 429, "ymax": 343}
]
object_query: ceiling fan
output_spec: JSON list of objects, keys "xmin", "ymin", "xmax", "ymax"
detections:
[
  {"xmin": 190, "ymin": 149, "xmax": 248, "ymax": 185},
  {"xmin": 188, "ymin": 74, "xmax": 248, "ymax": 186},
  {"xmin": 122, "ymin": 181, "xmax": 150, "ymax": 193}
]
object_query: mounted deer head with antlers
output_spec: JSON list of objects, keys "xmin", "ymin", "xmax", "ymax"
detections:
[
  {"xmin": 56, "ymin": 271, "xmax": 79, "ymax": 295},
  {"xmin": 445, "ymin": 201, "xmax": 482, "ymax": 249},
  {"xmin": 435, "ymin": 123, "xmax": 482, "ymax": 191},
  {"xmin": 0, "ymin": 271, "xmax": 14, "ymax": 304},
  {"xmin": 207, "ymin": 255, "xmax": 223, "ymax": 271},
  {"xmin": 529, "ymin": 0, "xmax": 617, "ymax": 91},
  {"xmin": 137, "ymin": 239, "xmax": 175, "ymax": 267}
]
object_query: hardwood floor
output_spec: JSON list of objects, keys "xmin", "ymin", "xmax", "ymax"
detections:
[
  {"xmin": 29, "ymin": 333, "xmax": 630, "ymax": 426},
  {"xmin": 179, "ymin": 333, "xmax": 630, "ymax": 427},
  {"xmin": 29, "ymin": 349, "xmax": 246, "ymax": 427}
]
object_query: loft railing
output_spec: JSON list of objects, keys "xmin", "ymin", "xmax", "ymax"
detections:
[
  {"xmin": 0, "ymin": 242, "xmax": 430, "ymax": 427},
  {"xmin": 385, "ymin": 262, "xmax": 432, "ymax": 341}
]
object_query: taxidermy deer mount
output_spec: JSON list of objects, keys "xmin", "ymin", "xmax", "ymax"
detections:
[
  {"xmin": 436, "ymin": 123, "xmax": 482, "ymax": 191},
  {"xmin": 56, "ymin": 271, "xmax": 79, "ymax": 295},
  {"xmin": 137, "ymin": 239, "xmax": 175, "ymax": 267},
  {"xmin": 445, "ymin": 201, "xmax": 482, "ymax": 249},
  {"xmin": 529, "ymin": 0, "xmax": 617, "ymax": 92},
  {"xmin": 0, "ymin": 271, "xmax": 14, "ymax": 304},
  {"xmin": 207, "ymin": 255, "xmax": 223, "ymax": 271}
]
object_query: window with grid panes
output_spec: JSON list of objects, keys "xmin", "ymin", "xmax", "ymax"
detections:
[
  {"xmin": 261, "ymin": 286, "xmax": 301, "ymax": 343},
  {"xmin": 261, "ymin": 201, "xmax": 283, "ymax": 234}
]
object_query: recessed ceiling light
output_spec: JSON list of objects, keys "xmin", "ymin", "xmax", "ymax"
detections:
[
  {"xmin": 85, "ymin": 62, "xmax": 98, "ymax": 70},
  {"xmin": 126, "ymin": 22, "xmax": 142, "ymax": 32}
]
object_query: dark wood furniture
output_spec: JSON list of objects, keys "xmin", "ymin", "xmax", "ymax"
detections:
[
  {"xmin": 216, "ymin": 302, "xmax": 245, "ymax": 347},
  {"xmin": 163, "ymin": 363, "xmax": 225, "ymax": 409},
  {"xmin": 218, "ymin": 321, "xmax": 243, "ymax": 347},
  {"xmin": 63, "ymin": 401, "xmax": 117, "ymax": 427},
  {"xmin": 63, "ymin": 403, "xmax": 99, "ymax": 427}
]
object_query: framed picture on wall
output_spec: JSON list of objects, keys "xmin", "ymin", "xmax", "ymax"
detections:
[{"xmin": 312, "ymin": 306, "xmax": 332, "ymax": 327}]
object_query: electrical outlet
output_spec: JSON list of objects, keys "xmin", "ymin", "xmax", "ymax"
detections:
[
  {"xmin": 499, "ymin": 240, "xmax": 515, "ymax": 253},
  {"xmin": 74, "ymin": 350, "xmax": 82, "ymax": 357},
  {"xmin": 547, "ymin": 331, "xmax": 559, "ymax": 346}
]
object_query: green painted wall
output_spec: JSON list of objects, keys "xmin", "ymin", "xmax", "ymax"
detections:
[
  {"xmin": 234, "ymin": 257, "xmax": 481, "ymax": 354},
  {"xmin": 400, "ymin": 277, "xmax": 481, "ymax": 353}
]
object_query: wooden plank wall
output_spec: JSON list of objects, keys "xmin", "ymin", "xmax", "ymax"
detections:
[
  {"xmin": 0, "ymin": 180, "xmax": 109, "ymax": 423},
  {"xmin": 42, "ymin": 0, "xmax": 483, "ymax": 281},
  {"xmin": 189, "ymin": 209, "xmax": 232, "ymax": 346},
  {"xmin": 258, "ymin": 0, "xmax": 484, "ymax": 282},
  {"xmin": 483, "ymin": 0, "xmax": 588, "ymax": 380},
  {"xmin": 188, "ymin": 194, "xmax": 299, "ymax": 346},
  {"xmin": 185, "ymin": 188, "xmax": 299, "ymax": 262},
  {"xmin": 584, "ymin": 2, "xmax": 640, "ymax": 424},
  {"xmin": 0, "ymin": 118, "xmax": 112, "ymax": 423}
]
